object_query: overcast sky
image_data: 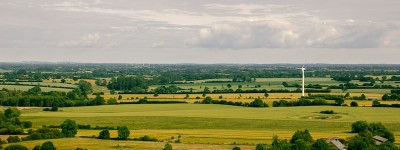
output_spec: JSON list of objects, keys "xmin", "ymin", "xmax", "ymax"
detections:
[{"xmin": 1, "ymin": 0, "xmax": 399, "ymax": 64}]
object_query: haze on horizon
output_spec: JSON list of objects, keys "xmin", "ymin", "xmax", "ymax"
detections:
[{"xmin": 1, "ymin": 0, "xmax": 400, "ymax": 64}]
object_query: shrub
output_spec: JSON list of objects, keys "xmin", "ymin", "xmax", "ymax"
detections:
[
  {"xmin": 98, "ymin": 129, "xmax": 110, "ymax": 139},
  {"xmin": 40, "ymin": 141, "xmax": 56, "ymax": 150},
  {"xmin": 137, "ymin": 135, "xmax": 157, "ymax": 141},
  {"xmin": 5, "ymin": 144, "xmax": 29, "ymax": 150},
  {"xmin": 232, "ymin": 146, "xmax": 241, "ymax": 150},
  {"xmin": 319, "ymin": 110, "xmax": 335, "ymax": 114},
  {"xmin": 7, "ymin": 136, "xmax": 21, "ymax": 143},
  {"xmin": 255, "ymin": 144, "xmax": 267, "ymax": 150},
  {"xmin": 60, "ymin": 119, "xmax": 78, "ymax": 137},
  {"xmin": 21, "ymin": 121, "xmax": 32, "ymax": 128},
  {"xmin": 350, "ymin": 101, "xmax": 359, "ymax": 107},
  {"xmin": 351, "ymin": 120, "xmax": 369, "ymax": 133},
  {"xmin": 163, "ymin": 143, "xmax": 173, "ymax": 150},
  {"xmin": 117, "ymin": 126, "xmax": 130, "ymax": 140}
]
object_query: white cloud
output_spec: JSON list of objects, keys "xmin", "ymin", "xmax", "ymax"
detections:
[
  {"xmin": 152, "ymin": 42, "xmax": 165, "ymax": 48},
  {"xmin": 56, "ymin": 33, "xmax": 100, "ymax": 48},
  {"xmin": 187, "ymin": 20, "xmax": 400, "ymax": 49}
]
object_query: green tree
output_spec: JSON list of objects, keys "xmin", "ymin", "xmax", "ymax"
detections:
[
  {"xmin": 227, "ymin": 84, "xmax": 232, "ymax": 89},
  {"xmin": 347, "ymin": 130, "xmax": 375, "ymax": 150},
  {"xmin": 350, "ymin": 101, "xmax": 358, "ymax": 107},
  {"xmin": 7, "ymin": 136, "xmax": 21, "ymax": 143},
  {"xmin": 202, "ymin": 96, "xmax": 213, "ymax": 104},
  {"xmin": 335, "ymin": 98, "xmax": 344, "ymax": 106},
  {"xmin": 60, "ymin": 119, "xmax": 78, "ymax": 137},
  {"xmin": 249, "ymin": 98, "xmax": 268, "ymax": 107},
  {"xmin": 232, "ymin": 146, "xmax": 241, "ymax": 150},
  {"xmin": 291, "ymin": 139, "xmax": 312, "ymax": 150},
  {"xmin": 27, "ymin": 86, "xmax": 41, "ymax": 95},
  {"xmin": 40, "ymin": 141, "xmax": 56, "ymax": 150},
  {"xmin": 255, "ymin": 144, "xmax": 267, "ymax": 150},
  {"xmin": 4, "ymin": 107, "xmax": 21, "ymax": 118},
  {"xmin": 98, "ymin": 129, "xmax": 110, "ymax": 139},
  {"xmin": 78, "ymin": 80, "xmax": 93, "ymax": 98},
  {"xmin": 118, "ymin": 95, "xmax": 123, "ymax": 100},
  {"xmin": 290, "ymin": 129, "xmax": 313, "ymax": 144},
  {"xmin": 5, "ymin": 145, "xmax": 29, "ymax": 150},
  {"xmin": 351, "ymin": 120, "xmax": 369, "ymax": 133},
  {"xmin": 163, "ymin": 143, "xmax": 173, "ymax": 150},
  {"xmin": 264, "ymin": 92, "xmax": 269, "ymax": 98},
  {"xmin": 312, "ymin": 139, "xmax": 335, "ymax": 150},
  {"xmin": 117, "ymin": 126, "xmax": 130, "ymax": 140}
]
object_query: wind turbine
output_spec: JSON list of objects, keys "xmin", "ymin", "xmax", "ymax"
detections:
[{"xmin": 297, "ymin": 65, "xmax": 306, "ymax": 97}]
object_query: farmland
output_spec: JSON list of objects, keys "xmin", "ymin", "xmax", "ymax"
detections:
[{"xmin": 1, "ymin": 63, "xmax": 400, "ymax": 149}]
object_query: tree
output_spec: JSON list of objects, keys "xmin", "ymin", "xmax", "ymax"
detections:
[
  {"xmin": 255, "ymin": 144, "xmax": 267, "ymax": 150},
  {"xmin": 202, "ymin": 96, "xmax": 213, "ymax": 104},
  {"xmin": 264, "ymin": 92, "xmax": 269, "ymax": 98},
  {"xmin": 372, "ymin": 100, "xmax": 380, "ymax": 107},
  {"xmin": 60, "ymin": 119, "xmax": 78, "ymax": 137},
  {"xmin": 227, "ymin": 84, "xmax": 232, "ymax": 89},
  {"xmin": 290, "ymin": 129, "xmax": 313, "ymax": 144},
  {"xmin": 249, "ymin": 98, "xmax": 268, "ymax": 107},
  {"xmin": 292, "ymin": 139, "xmax": 312, "ymax": 150},
  {"xmin": 61, "ymin": 79, "xmax": 66, "ymax": 83},
  {"xmin": 348, "ymin": 130, "xmax": 375, "ymax": 150},
  {"xmin": 78, "ymin": 80, "xmax": 93, "ymax": 98},
  {"xmin": 312, "ymin": 139, "xmax": 335, "ymax": 150},
  {"xmin": 232, "ymin": 146, "xmax": 241, "ymax": 150},
  {"xmin": 4, "ymin": 107, "xmax": 21, "ymax": 118},
  {"xmin": 351, "ymin": 120, "xmax": 369, "ymax": 133},
  {"xmin": 118, "ymin": 95, "xmax": 123, "ymax": 100},
  {"xmin": 98, "ymin": 129, "xmax": 110, "ymax": 139},
  {"xmin": 238, "ymin": 85, "xmax": 242, "ymax": 89},
  {"xmin": 163, "ymin": 143, "xmax": 173, "ymax": 150},
  {"xmin": 335, "ymin": 98, "xmax": 344, "ymax": 106},
  {"xmin": 40, "ymin": 141, "xmax": 56, "ymax": 150},
  {"xmin": 7, "ymin": 136, "xmax": 21, "ymax": 143},
  {"xmin": 118, "ymin": 126, "xmax": 130, "ymax": 140},
  {"xmin": 27, "ymin": 86, "xmax": 41, "ymax": 95},
  {"xmin": 350, "ymin": 101, "xmax": 358, "ymax": 107},
  {"xmin": 344, "ymin": 92, "xmax": 350, "ymax": 98},
  {"xmin": 5, "ymin": 145, "xmax": 29, "ymax": 150},
  {"xmin": 360, "ymin": 94, "xmax": 366, "ymax": 100}
]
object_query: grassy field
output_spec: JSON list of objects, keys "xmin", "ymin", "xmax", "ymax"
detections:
[
  {"xmin": 0, "ymin": 85, "xmax": 73, "ymax": 92},
  {"xmin": 14, "ymin": 104, "xmax": 400, "ymax": 146}
]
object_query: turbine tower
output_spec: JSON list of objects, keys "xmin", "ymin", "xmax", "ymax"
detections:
[{"xmin": 297, "ymin": 65, "xmax": 306, "ymax": 97}]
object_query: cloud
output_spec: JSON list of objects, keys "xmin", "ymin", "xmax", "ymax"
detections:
[
  {"xmin": 56, "ymin": 33, "xmax": 100, "ymax": 48},
  {"xmin": 152, "ymin": 42, "xmax": 165, "ymax": 48},
  {"xmin": 187, "ymin": 20, "xmax": 400, "ymax": 49}
]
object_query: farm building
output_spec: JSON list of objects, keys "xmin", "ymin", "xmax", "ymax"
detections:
[
  {"xmin": 325, "ymin": 137, "xmax": 346, "ymax": 150},
  {"xmin": 373, "ymin": 135, "xmax": 388, "ymax": 145}
]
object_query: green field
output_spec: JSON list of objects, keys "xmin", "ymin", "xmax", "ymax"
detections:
[{"xmin": 4, "ymin": 104, "xmax": 396, "ymax": 149}]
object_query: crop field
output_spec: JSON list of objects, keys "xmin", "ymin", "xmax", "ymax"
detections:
[
  {"xmin": 13, "ymin": 104, "xmax": 400, "ymax": 148},
  {"xmin": 0, "ymin": 84, "xmax": 73, "ymax": 92}
]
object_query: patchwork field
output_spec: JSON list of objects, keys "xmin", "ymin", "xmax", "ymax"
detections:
[{"xmin": 4, "ymin": 104, "xmax": 396, "ymax": 149}]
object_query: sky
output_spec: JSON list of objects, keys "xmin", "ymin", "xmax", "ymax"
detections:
[{"xmin": 1, "ymin": 0, "xmax": 400, "ymax": 64}]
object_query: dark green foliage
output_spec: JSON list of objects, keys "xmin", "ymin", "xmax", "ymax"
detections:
[
  {"xmin": 4, "ymin": 108, "xmax": 20, "ymax": 119},
  {"xmin": 21, "ymin": 121, "xmax": 32, "ymax": 128},
  {"xmin": 50, "ymin": 106, "xmax": 58, "ymax": 111},
  {"xmin": 78, "ymin": 80, "xmax": 93, "ymax": 98},
  {"xmin": 25, "ymin": 127, "xmax": 63, "ymax": 140},
  {"xmin": 291, "ymin": 139, "xmax": 312, "ymax": 150},
  {"xmin": 107, "ymin": 76, "xmax": 147, "ymax": 93},
  {"xmin": 40, "ymin": 141, "xmax": 56, "ymax": 150},
  {"xmin": 4, "ymin": 144, "xmax": 29, "ymax": 150},
  {"xmin": 202, "ymin": 96, "xmax": 213, "ymax": 104},
  {"xmin": 319, "ymin": 110, "xmax": 335, "ymax": 114},
  {"xmin": 272, "ymin": 98, "xmax": 329, "ymax": 107},
  {"xmin": 249, "ymin": 98, "xmax": 268, "ymax": 107},
  {"xmin": 32, "ymin": 145, "xmax": 41, "ymax": 150},
  {"xmin": 368, "ymin": 122, "xmax": 395, "ymax": 143},
  {"xmin": 270, "ymin": 135, "xmax": 291, "ymax": 150},
  {"xmin": 290, "ymin": 129, "xmax": 313, "ymax": 144},
  {"xmin": 60, "ymin": 119, "xmax": 78, "ymax": 137},
  {"xmin": 255, "ymin": 144, "xmax": 267, "ymax": 150},
  {"xmin": 7, "ymin": 136, "xmax": 21, "ymax": 143},
  {"xmin": 348, "ymin": 130, "xmax": 376, "ymax": 150},
  {"xmin": 350, "ymin": 101, "xmax": 359, "ymax": 107},
  {"xmin": 232, "ymin": 146, "xmax": 241, "ymax": 150},
  {"xmin": 91, "ymin": 95, "xmax": 105, "ymax": 105},
  {"xmin": 163, "ymin": 143, "xmax": 173, "ymax": 150},
  {"xmin": 118, "ymin": 95, "xmax": 122, "ymax": 100},
  {"xmin": 154, "ymin": 85, "xmax": 179, "ymax": 94},
  {"xmin": 117, "ymin": 126, "xmax": 130, "ymax": 140},
  {"xmin": 137, "ymin": 135, "xmax": 157, "ymax": 141},
  {"xmin": 312, "ymin": 139, "xmax": 336, "ymax": 150},
  {"xmin": 98, "ymin": 130, "xmax": 110, "ymax": 139},
  {"xmin": 351, "ymin": 120, "xmax": 369, "ymax": 133},
  {"xmin": 107, "ymin": 98, "xmax": 118, "ymax": 105}
]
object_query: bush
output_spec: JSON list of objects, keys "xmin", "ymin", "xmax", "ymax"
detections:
[
  {"xmin": 351, "ymin": 120, "xmax": 369, "ymax": 133},
  {"xmin": 25, "ymin": 127, "xmax": 63, "ymax": 140},
  {"xmin": 163, "ymin": 143, "xmax": 173, "ymax": 150},
  {"xmin": 117, "ymin": 126, "xmax": 130, "ymax": 140},
  {"xmin": 5, "ymin": 144, "xmax": 29, "ymax": 150},
  {"xmin": 98, "ymin": 129, "xmax": 110, "ymax": 139},
  {"xmin": 255, "ymin": 144, "xmax": 267, "ymax": 150},
  {"xmin": 60, "ymin": 119, "xmax": 78, "ymax": 137},
  {"xmin": 249, "ymin": 98, "xmax": 268, "ymax": 107},
  {"xmin": 21, "ymin": 121, "xmax": 32, "ymax": 128},
  {"xmin": 350, "ymin": 101, "xmax": 359, "ymax": 107},
  {"xmin": 7, "ymin": 136, "xmax": 21, "ymax": 143},
  {"xmin": 137, "ymin": 135, "xmax": 157, "ymax": 141},
  {"xmin": 319, "ymin": 110, "xmax": 335, "ymax": 114},
  {"xmin": 40, "ymin": 141, "xmax": 56, "ymax": 150},
  {"xmin": 50, "ymin": 106, "xmax": 58, "ymax": 112}
]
